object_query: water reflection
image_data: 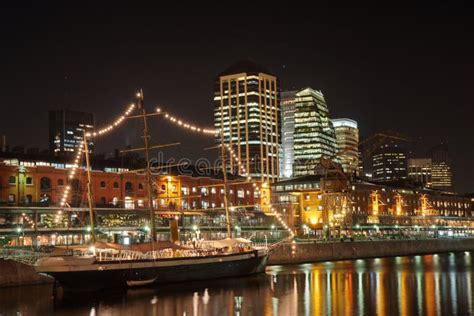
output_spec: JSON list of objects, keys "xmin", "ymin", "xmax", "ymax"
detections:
[{"xmin": 1, "ymin": 253, "xmax": 473, "ymax": 315}]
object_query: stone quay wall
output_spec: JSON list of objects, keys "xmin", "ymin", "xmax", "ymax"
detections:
[{"xmin": 269, "ymin": 238, "xmax": 474, "ymax": 265}]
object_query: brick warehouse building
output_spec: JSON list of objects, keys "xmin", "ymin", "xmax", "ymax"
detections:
[
  {"xmin": 271, "ymin": 175, "xmax": 474, "ymax": 231},
  {"xmin": 0, "ymin": 160, "xmax": 262, "ymax": 211}
]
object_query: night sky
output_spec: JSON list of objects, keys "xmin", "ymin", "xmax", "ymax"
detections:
[{"xmin": 0, "ymin": 4, "xmax": 473, "ymax": 192}]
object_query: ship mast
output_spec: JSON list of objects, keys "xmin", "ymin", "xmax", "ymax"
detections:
[
  {"xmin": 137, "ymin": 89, "xmax": 157, "ymax": 242},
  {"xmin": 83, "ymin": 133, "xmax": 96, "ymax": 244},
  {"xmin": 219, "ymin": 132, "xmax": 232, "ymax": 238}
]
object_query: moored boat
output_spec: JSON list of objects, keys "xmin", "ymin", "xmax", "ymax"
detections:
[{"xmin": 35, "ymin": 239, "xmax": 269, "ymax": 292}]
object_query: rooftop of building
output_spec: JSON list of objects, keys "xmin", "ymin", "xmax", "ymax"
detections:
[
  {"xmin": 332, "ymin": 118, "xmax": 358, "ymax": 129},
  {"xmin": 272, "ymin": 174, "xmax": 469, "ymax": 197},
  {"xmin": 0, "ymin": 149, "xmax": 244, "ymax": 181},
  {"xmin": 218, "ymin": 59, "xmax": 274, "ymax": 77},
  {"xmin": 272, "ymin": 175, "xmax": 324, "ymax": 188}
]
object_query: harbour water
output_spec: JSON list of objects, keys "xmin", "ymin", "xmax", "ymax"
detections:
[{"xmin": 1, "ymin": 252, "xmax": 473, "ymax": 315}]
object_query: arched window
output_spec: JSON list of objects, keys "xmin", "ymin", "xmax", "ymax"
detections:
[
  {"xmin": 58, "ymin": 179, "xmax": 64, "ymax": 186},
  {"xmin": 125, "ymin": 182, "xmax": 133, "ymax": 192},
  {"xmin": 100, "ymin": 181, "xmax": 106, "ymax": 188},
  {"xmin": 113, "ymin": 181, "xmax": 119, "ymax": 189},
  {"xmin": 40, "ymin": 177, "xmax": 52, "ymax": 190}
]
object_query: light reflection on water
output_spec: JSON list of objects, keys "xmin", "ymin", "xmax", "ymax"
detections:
[{"xmin": 1, "ymin": 253, "xmax": 473, "ymax": 315}]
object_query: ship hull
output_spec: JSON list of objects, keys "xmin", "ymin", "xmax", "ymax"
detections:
[{"xmin": 37, "ymin": 250, "xmax": 268, "ymax": 292}]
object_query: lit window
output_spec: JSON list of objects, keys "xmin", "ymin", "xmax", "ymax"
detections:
[{"xmin": 124, "ymin": 197, "xmax": 134, "ymax": 209}]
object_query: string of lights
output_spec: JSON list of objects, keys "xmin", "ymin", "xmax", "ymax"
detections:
[
  {"xmin": 155, "ymin": 107, "xmax": 218, "ymax": 135},
  {"xmin": 225, "ymin": 144, "xmax": 295, "ymax": 239},
  {"xmin": 151, "ymin": 109, "xmax": 295, "ymax": 238},
  {"xmin": 59, "ymin": 140, "xmax": 84, "ymax": 207},
  {"xmin": 21, "ymin": 213, "xmax": 35, "ymax": 229},
  {"xmin": 92, "ymin": 103, "xmax": 136, "ymax": 137}
]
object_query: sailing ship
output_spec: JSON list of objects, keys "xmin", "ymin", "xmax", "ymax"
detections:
[{"xmin": 35, "ymin": 90, "xmax": 269, "ymax": 292}]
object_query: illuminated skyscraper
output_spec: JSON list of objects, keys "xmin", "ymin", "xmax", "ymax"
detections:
[
  {"xmin": 279, "ymin": 90, "xmax": 297, "ymax": 179},
  {"xmin": 49, "ymin": 109, "xmax": 94, "ymax": 156},
  {"xmin": 332, "ymin": 118, "xmax": 359, "ymax": 175},
  {"xmin": 214, "ymin": 60, "xmax": 280, "ymax": 182},
  {"xmin": 372, "ymin": 141, "xmax": 407, "ymax": 182},
  {"xmin": 430, "ymin": 144, "xmax": 453, "ymax": 191},
  {"xmin": 293, "ymin": 88, "xmax": 337, "ymax": 176},
  {"xmin": 408, "ymin": 158, "xmax": 433, "ymax": 187}
]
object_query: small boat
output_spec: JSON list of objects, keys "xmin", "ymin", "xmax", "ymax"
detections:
[{"xmin": 127, "ymin": 278, "xmax": 158, "ymax": 287}]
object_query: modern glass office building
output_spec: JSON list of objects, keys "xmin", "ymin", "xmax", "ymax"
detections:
[
  {"xmin": 293, "ymin": 88, "xmax": 337, "ymax": 176},
  {"xmin": 332, "ymin": 118, "xmax": 359, "ymax": 175},
  {"xmin": 49, "ymin": 109, "xmax": 94, "ymax": 156},
  {"xmin": 214, "ymin": 60, "xmax": 280, "ymax": 182},
  {"xmin": 372, "ymin": 142, "xmax": 407, "ymax": 182},
  {"xmin": 430, "ymin": 144, "xmax": 453, "ymax": 191},
  {"xmin": 408, "ymin": 158, "xmax": 433, "ymax": 187},
  {"xmin": 279, "ymin": 91, "xmax": 298, "ymax": 179}
]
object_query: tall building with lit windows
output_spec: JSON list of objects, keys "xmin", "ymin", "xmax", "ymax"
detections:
[
  {"xmin": 408, "ymin": 158, "xmax": 432, "ymax": 187},
  {"xmin": 279, "ymin": 90, "xmax": 298, "ymax": 179},
  {"xmin": 293, "ymin": 88, "xmax": 337, "ymax": 177},
  {"xmin": 430, "ymin": 144, "xmax": 453, "ymax": 191},
  {"xmin": 372, "ymin": 141, "xmax": 407, "ymax": 182},
  {"xmin": 49, "ymin": 109, "xmax": 94, "ymax": 156},
  {"xmin": 214, "ymin": 60, "xmax": 280, "ymax": 182},
  {"xmin": 332, "ymin": 118, "xmax": 359, "ymax": 175}
]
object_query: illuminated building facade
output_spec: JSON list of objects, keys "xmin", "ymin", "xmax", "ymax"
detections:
[
  {"xmin": 293, "ymin": 88, "xmax": 337, "ymax": 177},
  {"xmin": 430, "ymin": 144, "xmax": 453, "ymax": 191},
  {"xmin": 214, "ymin": 60, "xmax": 280, "ymax": 182},
  {"xmin": 49, "ymin": 109, "xmax": 94, "ymax": 156},
  {"xmin": 408, "ymin": 158, "xmax": 432, "ymax": 187},
  {"xmin": 0, "ymin": 158, "xmax": 261, "ymax": 210},
  {"xmin": 332, "ymin": 118, "xmax": 359, "ymax": 175},
  {"xmin": 271, "ymin": 176, "xmax": 474, "ymax": 229},
  {"xmin": 279, "ymin": 90, "xmax": 297, "ymax": 179},
  {"xmin": 372, "ymin": 142, "xmax": 407, "ymax": 182}
]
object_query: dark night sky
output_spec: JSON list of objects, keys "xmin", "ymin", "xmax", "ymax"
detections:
[{"xmin": 0, "ymin": 4, "xmax": 473, "ymax": 192}]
